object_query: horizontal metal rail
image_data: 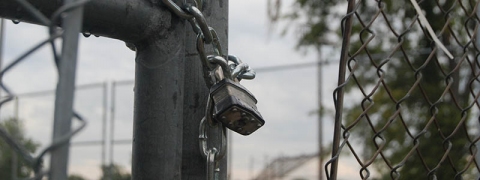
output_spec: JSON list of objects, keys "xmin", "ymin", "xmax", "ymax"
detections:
[{"xmin": 0, "ymin": 0, "xmax": 173, "ymax": 42}]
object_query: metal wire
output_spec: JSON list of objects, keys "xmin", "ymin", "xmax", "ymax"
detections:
[
  {"xmin": 328, "ymin": 0, "xmax": 480, "ymax": 179},
  {"xmin": 0, "ymin": 0, "xmax": 88, "ymax": 179}
]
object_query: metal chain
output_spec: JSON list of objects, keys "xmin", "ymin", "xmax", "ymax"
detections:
[
  {"xmin": 199, "ymin": 117, "xmax": 226, "ymax": 180},
  {"xmin": 161, "ymin": 0, "xmax": 256, "ymax": 88}
]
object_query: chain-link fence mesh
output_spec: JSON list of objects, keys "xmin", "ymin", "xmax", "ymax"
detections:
[
  {"xmin": 2, "ymin": 83, "xmax": 106, "ymax": 179},
  {"xmin": 0, "ymin": 0, "xmax": 87, "ymax": 179},
  {"xmin": 327, "ymin": 0, "xmax": 480, "ymax": 179},
  {"xmin": 0, "ymin": 80, "xmax": 134, "ymax": 179}
]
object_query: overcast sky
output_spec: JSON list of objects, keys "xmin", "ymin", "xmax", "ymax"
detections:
[{"xmin": 0, "ymin": 1, "xmax": 359, "ymax": 179}]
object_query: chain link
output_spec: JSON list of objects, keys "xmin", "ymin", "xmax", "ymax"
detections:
[
  {"xmin": 206, "ymin": 148, "xmax": 218, "ymax": 180},
  {"xmin": 199, "ymin": 117, "xmax": 227, "ymax": 160},
  {"xmin": 199, "ymin": 116, "xmax": 226, "ymax": 179}
]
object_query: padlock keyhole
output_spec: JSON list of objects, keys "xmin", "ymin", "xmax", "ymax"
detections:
[{"xmin": 235, "ymin": 119, "xmax": 247, "ymax": 127}]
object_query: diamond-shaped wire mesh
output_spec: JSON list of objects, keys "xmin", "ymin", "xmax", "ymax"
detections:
[
  {"xmin": 328, "ymin": 0, "xmax": 480, "ymax": 179},
  {"xmin": 0, "ymin": 0, "xmax": 87, "ymax": 179}
]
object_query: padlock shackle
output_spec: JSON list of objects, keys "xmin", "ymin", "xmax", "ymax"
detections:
[
  {"xmin": 209, "ymin": 79, "xmax": 258, "ymax": 103},
  {"xmin": 207, "ymin": 55, "xmax": 232, "ymax": 80}
]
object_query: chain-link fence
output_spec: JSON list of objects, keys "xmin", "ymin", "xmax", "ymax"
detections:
[
  {"xmin": 327, "ymin": 0, "xmax": 480, "ymax": 179},
  {"xmin": 0, "ymin": 80, "xmax": 134, "ymax": 179},
  {"xmin": 2, "ymin": 82, "xmax": 106, "ymax": 179},
  {"xmin": 0, "ymin": 0, "xmax": 87, "ymax": 179}
]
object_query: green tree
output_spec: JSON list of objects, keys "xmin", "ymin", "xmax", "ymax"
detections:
[
  {"xmin": 271, "ymin": 0, "xmax": 477, "ymax": 179},
  {"xmin": 99, "ymin": 164, "xmax": 131, "ymax": 180},
  {"xmin": 0, "ymin": 118, "xmax": 40, "ymax": 179},
  {"xmin": 68, "ymin": 174, "xmax": 86, "ymax": 180}
]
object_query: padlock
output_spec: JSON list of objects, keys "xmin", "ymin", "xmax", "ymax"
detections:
[{"xmin": 209, "ymin": 78, "xmax": 265, "ymax": 135}]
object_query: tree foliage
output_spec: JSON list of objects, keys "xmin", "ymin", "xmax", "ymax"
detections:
[
  {"xmin": 271, "ymin": 0, "xmax": 478, "ymax": 179},
  {"xmin": 68, "ymin": 174, "xmax": 87, "ymax": 180},
  {"xmin": 268, "ymin": 0, "xmax": 345, "ymax": 50},
  {"xmin": 63, "ymin": 164, "xmax": 132, "ymax": 180},
  {"xmin": 99, "ymin": 164, "xmax": 131, "ymax": 180},
  {"xmin": 0, "ymin": 118, "xmax": 40, "ymax": 179}
]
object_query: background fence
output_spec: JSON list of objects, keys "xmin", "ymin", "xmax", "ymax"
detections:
[
  {"xmin": 0, "ymin": 0, "xmax": 87, "ymax": 178},
  {"xmin": 0, "ymin": 80, "xmax": 135, "ymax": 179},
  {"xmin": 327, "ymin": 0, "xmax": 480, "ymax": 179}
]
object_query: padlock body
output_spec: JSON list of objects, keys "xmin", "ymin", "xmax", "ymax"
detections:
[{"xmin": 210, "ymin": 79, "xmax": 264, "ymax": 135}]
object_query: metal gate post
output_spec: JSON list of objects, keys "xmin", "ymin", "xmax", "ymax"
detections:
[
  {"xmin": 131, "ymin": 8, "xmax": 185, "ymax": 179},
  {"xmin": 49, "ymin": 0, "xmax": 84, "ymax": 179}
]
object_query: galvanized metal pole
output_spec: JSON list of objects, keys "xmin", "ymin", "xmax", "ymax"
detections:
[
  {"xmin": 102, "ymin": 82, "xmax": 107, "ymax": 166},
  {"xmin": 131, "ymin": 5, "xmax": 185, "ymax": 179},
  {"xmin": 181, "ymin": 0, "xmax": 228, "ymax": 179},
  {"xmin": 108, "ymin": 81, "xmax": 115, "ymax": 180},
  {"xmin": 317, "ymin": 50, "xmax": 324, "ymax": 180},
  {"xmin": 11, "ymin": 97, "xmax": 19, "ymax": 180},
  {"xmin": 49, "ymin": 0, "xmax": 84, "ymax": 179},
  {"xmin": 0, "ymin": 0, "xmax": 184, "ymax": 43}
]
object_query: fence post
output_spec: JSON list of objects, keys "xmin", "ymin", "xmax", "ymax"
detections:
[
  {"xmin": 317, "ymin": 50, "xmax": 324, "ymax": 180},
  {"xmin": 49, "ymin": 0, "xmax": 84, "ymax": 179},
  {"xmin": 108, "ymin": 81, "xmax": 116, "ymax": 180},
  {"xmin": 101, "ymin": 81, "xmax": 108, "ymax": 179},
  {"xmin": 131, "ymin": 5, "xmax": 185, "ymax": 179},
  {"xmin": 182, "ymin": 0, "xmax": 228, "ymax": 179}
]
